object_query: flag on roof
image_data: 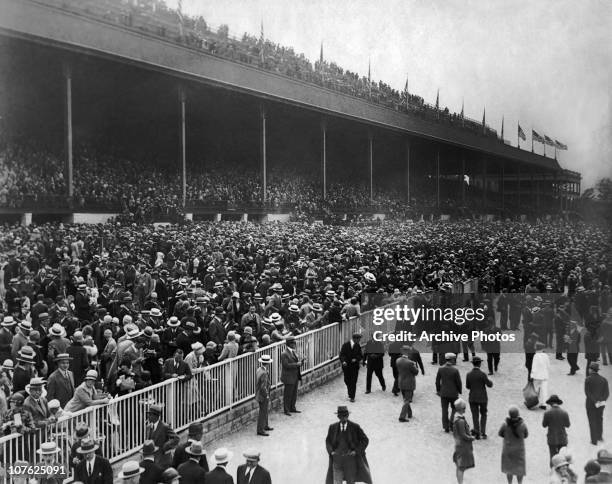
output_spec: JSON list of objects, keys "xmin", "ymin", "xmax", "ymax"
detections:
[
  {"xmin": 532, "ymin": 129, "xmax": 544, "ymax": 143},
  {"xmin": 518, "ymin": 124, "xmax": 526, "ymax": 141},
  {"xmin": 544, "ymin": 135, "xmax": 555, "ymax": 146},
  {"xmin": 555, "ymin": 140, "xmax": 568, "ymax": 150}
]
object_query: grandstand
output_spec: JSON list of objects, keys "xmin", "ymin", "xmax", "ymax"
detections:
[{"xmin": 0, "ymin": 0, "xmax": 581, "ymax": 226}]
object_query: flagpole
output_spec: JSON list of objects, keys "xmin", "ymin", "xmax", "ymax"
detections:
[{"xmin": 517, "ymin": 122, "xmax": 520, "ymax": 149}]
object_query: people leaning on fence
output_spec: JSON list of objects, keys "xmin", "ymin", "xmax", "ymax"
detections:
[{"xmin": 64, "ymin": 370, "xmax": 110, "ymax": 413}]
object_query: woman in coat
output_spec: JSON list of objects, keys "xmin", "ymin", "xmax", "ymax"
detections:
[
  {"xmin": 452, "ymin": 398, "xmax": 475, "ymax": 484},
  {"xmin": 498, "ymin": 405, "xmax": 529, "ymax": 483}
]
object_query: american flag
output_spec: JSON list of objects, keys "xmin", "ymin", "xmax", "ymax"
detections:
[{"xmin": 518, "ymin": 124, "xmax": 526, "ymax": 141}]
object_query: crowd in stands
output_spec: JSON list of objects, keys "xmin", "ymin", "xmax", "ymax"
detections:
[
  {"xmin": 0, "ymin": 219, "xmax": 609, "ymax": 478},
  {"xmin": 50, "ymin": 0, "xmax": 500, "ymax": 140}
]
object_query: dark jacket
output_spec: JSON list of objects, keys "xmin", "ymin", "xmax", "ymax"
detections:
[
  {"xmin": 74, "ymin": 455, "xmax": 113, "ymax": 484},
  {"xmin": 396, "ymin": 355, "xmax": 419, "ymax": 391},
  {"xmin": 46, "ymin": 368, "xmax": 75, "ymax": 408},
  {"xmin": 465, "ymin": 367, "xmax": 493, "ymax": 403},
  {"xmin": 205, "ymin": 465, "xmax": 235, "ymax": 484},
  {"xmin": 542, "ymin": 406, "xmax": 570, "ymax": 446},
  {"xmin": 435, "ymin": 364, "xmax": 462, "ymax": 399},
  {"xmin": 236, "ymin": 463, "xmax": 272, "ymax": 484},
  {"xmin": 172, "ymin": 439, "xmax": 209, "ymax": 471},
  {"xmin": 177, "ymin": 459, "xmax": 208, "ymax": 483},
  {"xmin": 145, "ymin": 420, "xmax": 179, "ymax": 457},
  {"xmin": 139, "ymin": 458, "xmax": 163, "ymax": 484},
  {"xmin": 325, "ymin": 420, "xmax": 372, "ymax": 484},
  {"xmin": 585, "ymin": 373, "xmax": 610, "ymax": 404},
  {"xmin": 339, "ymin": 341, "xmax": 363, "ymax": 370}
]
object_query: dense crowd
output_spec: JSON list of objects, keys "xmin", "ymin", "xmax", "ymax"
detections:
[
  {"xmin": 0, "ymin": 219, "xmax": 609, "ymax": 479},
  {"xmin": 52, "ymin": 0, "xmax": 500, "ymax": 141}
]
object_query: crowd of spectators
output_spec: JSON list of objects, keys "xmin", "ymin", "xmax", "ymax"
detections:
[
  {"xmin": 49, "ymin": 0, "xmax": 499, "ymax": 140},
  {"xmin": 0, "ymin": 218, "xmax": 609, "ymax": 476}
]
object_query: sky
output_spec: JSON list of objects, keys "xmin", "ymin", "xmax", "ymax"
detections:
[{"xmin": 169, "ymin": 0, "xmax": 611, "ymax": 189}]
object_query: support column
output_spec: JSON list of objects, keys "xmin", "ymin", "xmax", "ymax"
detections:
[
  {"xmin": 179, "ymin": 87, "xmax": 187, "ymax": 207},
  {"xmin": 501, "ymin": 161, "xmax": 505, "ymax": 213},
  {"xmin": 261, "ymin": 104, "xmax": 267, "ymax": 203},
  {"xmin": 321, "ymin": 119, "xmax": 327, "ymax": 200},
  {"xmin": 63, "ymin": 63, "xmax": 74, "ymax": 199},
  {"xmin": 406, "ymin": 139, "xmax": 411, "ymax": 203},
  {"xmin": 517, "ymin": 164, "xmax": 521, "ymax": 209},
  {"xmin": 436, "ymin": 149, "xmax": 440, "ymax": 209},
  {"xmin": 482, "ymin": 157, "xmax": 487, "ymax": 209},
  {"xmin": 461, "ymin": 153, "xmax": 465, "ymax": 205},
  {"xmin": 368, "ymin": 131, "xmax": 373, "ymax": 204}
]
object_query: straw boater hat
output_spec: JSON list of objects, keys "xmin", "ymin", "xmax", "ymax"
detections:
[
  {"xmin": 117, "ymin": 461, "xmax": 144, "ymax": 480},
  {"xmin": 25, "ymin": 377, "xmax": 46, "ymax": 394},
  {"xmin": 167, "ymin": 316, "xmax": 180, "ymax": 327},
  {"xmin": 54, "ymin": 353, "xmax": 73, "ymax": 363},
  {"xmin": 17, "ymin": 320, "xmax": 32, "ymax": 333},
  {"xmin": 150, "ymin": 308, "xmax": 162, "ymax": 318},
  {"xmin": 49, "ymin": 323, "xmax": 67, "ymax": 338},
  {"xmin": 2, "ymin": 359, "xmax": 14, "ymax": 370},
  {"xmin": 17, "ymin": 346, "xmax": 36, "ymax": 364},
  {"xmin": 243, "ymin": 449, "xmax": 261, "ymax": 461},
  {"xmin": 1, "ymin": 316, "xmax": 16, "ymax": 327},
  {"xmin": 37, "ymin": 441, "xmax": 61, "ymax": 455},
  {"xmin": 258, "ymin": 354, "xmax": 273, "ymax": 364}
]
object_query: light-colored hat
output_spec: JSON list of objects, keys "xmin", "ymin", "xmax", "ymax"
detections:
[
  {"xmin": 150, "ymin": 308, "xmax": 162, "ymax": 318},
  {"xmin": 213, "ymin": 447, "xmax": 233, "ymax": 464},
  {"xmin": 243, "ymin": 448, "xmax": 261, "ymax": 461},
  {"xmin": 37, "ymin": 441, "xmax": 61, "ymax": 455},
  {"xmin": 117, "ymin": 460, "xmax": 144, "ymax": 479},
  {"xmin": 2, "ymin": 359, "xmax": 14, "ymax": 370},
  {"xmin": 186, "ymin": 442, "xmax": 206, "ymax": 456},
  {"xmin": 1, "ymin": 316, "xmax": 16, "ymax": 327},
  {"xmin": 191, "ymin": 342, "xmax": 204, "ymax": 352},
  {"xmin": 167, "ymin": 316, "xmax": 180, "ymax": 327},
  {"xmin": 258, "ymin": 354, "xmax": 273, "ymax": 364},
  {"xmin": 84, "ymin": 370, "xmax": 98, "ymax": 381},
  {"xmin": 49, "ymin": 323, "xmax": 66, "ymax": 337}
]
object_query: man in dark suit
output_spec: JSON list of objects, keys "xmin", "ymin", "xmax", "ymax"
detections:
[
  {"xmin": 363, "ymin": 339, "xmax": 385, "ymax": 394},
  {"xmin": 74, "ymin": 438, "xmax": 113, "ymax": 484},
  {"xmin": 23, "ymin": 377, "xmax": 51, "ymax": 428},
  {"xmin": 205, "ymin": 447, "xmax": 235, "ymax": 484},
  {"xmin": 435, "ymin": 353, "xmax": 462, "ymax": 433},
  {"xmin": 139, "ymin": 440, "xmax": 163, "ymax": 484},
  {"xmin": 237, "ymin": 449, "xmax": 272, "ymax": 484},
  {"xmin": 542, "ymin": 394, "xmax": 570, "ymax": 465},
  {"xmin": 46, "ymin": 353, "xmax": 75, "ymax": 408},
  {"xmin": 172, "ymin": 422, "xmax": 209, "ymax": 471},
  {"xmin": 177, "ymin": 442, "xmax": 208, "ymax": 483},
  {"xmin": 162, "ymin": 349, "xmax": 192, "ymax": 380},
  {"xmin": 325, "ymin": 406, "xmax": 372, "ymax": 484},
  {"xmin": 396, "ymin": 345, "xmax": 419, "ymax": 422},
  {"xmin": 280, "ymin": 335, "xmax": 303, "ymax": 415},
  {"xmin": 584, "ymin": 362, "xmax": 609, "ymax": 445},
  {"xmin": 340, "ymin": 333, "xmax": 363, "ymax": 402},
  {"xmin": 465, "ymin": 356, "xmax": 493, "ymax": 439},
  {"xmin": 255, "ymin": 354, "xmax": 274, "ymax": 436},
  {"xmin": 145, "ymin": 404, "xmax": 179, "ymax": 468}
]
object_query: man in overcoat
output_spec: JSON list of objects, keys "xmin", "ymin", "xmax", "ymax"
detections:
[{"xmin": 325, "ymin": 406, "xmax": 372, "ymax": 484}]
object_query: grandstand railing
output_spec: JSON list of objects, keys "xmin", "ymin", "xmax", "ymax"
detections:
[{"xmin": 0, "ymin": 280, "xmax": 477, "ymax": 478}]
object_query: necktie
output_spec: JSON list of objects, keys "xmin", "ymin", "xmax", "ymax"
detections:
[
  {"xmin": 341, "ymin": 424, "xmax": 346, "ymax": 432},
  {"xmin": 88, "ymin": 462, "xmax": 93, "ymax": 476},
  {"xmin": 245, "ymin": 468, "xmax": 252, "ymax": 483}
]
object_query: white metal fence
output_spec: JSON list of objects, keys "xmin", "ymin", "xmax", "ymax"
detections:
[{"xmin": 0, "ymin": 284, "xmax": 475, "ymax": 480}]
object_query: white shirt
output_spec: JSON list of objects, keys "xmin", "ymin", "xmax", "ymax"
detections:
[{"xmin": 531, "ymin": 352, "xmax": 550, "ymax": 380}]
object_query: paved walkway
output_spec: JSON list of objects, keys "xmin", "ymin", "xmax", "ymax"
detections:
[{"xmin": 208, "ymin": 343, "xmax": 612, "ymax": 484}]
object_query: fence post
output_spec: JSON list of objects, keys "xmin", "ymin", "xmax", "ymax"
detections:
[
  {"xmin": 226, "ymin": 359, "xmax": 234, "ymax": 408},
  {"xmin": 166, "ymin": 379, "xmax": 177, "ymax": 428}
]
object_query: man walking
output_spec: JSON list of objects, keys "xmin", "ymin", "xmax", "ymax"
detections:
[
  {"xmin": 325, "ymin": 406, "xmax": 372, "ymax": 484},
  {"xmin": 542, "ymin": 394, "xmax": 570, "ymax": 465},
  {"xmin": 531, "ymin": 342, "xmax": 549, "ymax": 409},
  {"xmin": 237, "ymin": 449, "xmax": 272, "ymax": 484},
  {"xmin": 340, "ymin": 333, "xmax": 363, "ymax": 402},
  {"xmin": 396, "ymin": 345, "xmax": 419, "ymax": 422},
  {"xmin": 255, "ymin": 354, "xmax": 274, "ymax": 436},
  {"xmin": 281, "ymin": 335, "xmax": 303, "ymax": 415},
  {"xmin": 363, "ymin": 339, "xmax": 385, "ymax": 394},
  {"xmin": 436, "ymin": 353, "xmax": 462, "ymax": 433},
  {"xmin": 585, "ymin": 362, "xmax": 609, "ymax": 445},
  {"xmin": 465, "ymin": 356, "xmax": 493, "ymax": 439}
]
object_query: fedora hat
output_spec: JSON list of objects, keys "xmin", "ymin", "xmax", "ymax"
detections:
[
  {"xmin": 77, "ymin": 438, "xmax": 99, "ymax": 454},
  {"xmin": 25, "ymin": 377, "xmax": 46, "ymax": 394},
  {"xmin": 162, "ymin": 468, "xmax": 180, "ymax": 481},
  {"xmin": 187, "ymin": 422, "xmax": 203, "ymax": 437},
  {"xmin": 336, "ymin": 405, "xmax": 349, "ymax": 416},
  {"xmin": 141, "ymin": 440, "xmax": 158, "ymax": 456},
  {"xmin": 186, "ymin": 442, "xmax": 206, "ymax": 456},
  {"xmin": 37, "ymin": 441, "xmax": 61, "ymax": 455},
  {"xmin": 213, "ymin": 447, "xmax": 233, "ymax": 464},
  {"xmin": 117, "ymin": 461, "xmax": 144, "ymax": 480},
  {"xmin": 147, "ymin": 403, "xmax": 164, "ymax": 416},
  {"xmin": 258, "ymin": 354, "xmax": 273, "ymax": 364}
]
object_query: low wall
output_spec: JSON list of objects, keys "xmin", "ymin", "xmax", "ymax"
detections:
[
  {"xmin": 70, "ymin": 213, "xmax": 119, "ymax": 224},
  {"xmin": 264, "ymin": 213, "xmax": 292, "ymax": 222}
]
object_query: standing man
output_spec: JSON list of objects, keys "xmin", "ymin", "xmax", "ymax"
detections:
[
  {"xmin": 325, "ymin": 406, "xmax": 372, "ymax": 484},
  {"xmin": 280, "ymin": 335, "xmax": 303, "ymax": 415},
  {"xmin": 172, "ymin": 422, "xmax": 208, "ymax": 471},
  {"xmin": 205, "ymin": 448, "xmax": 234, "ymax": 484},
  {"xmin": 585, "ymin": 362, "xmax": 609, "ymax": 445},
  {"xmin": 340, "ymin": 333, "xmax": 363, "ymax": 402},
  {"xmin": 542, "ymin": 394, "xmax": 570, "ymax": 465},
  {"xmin": 237, "ymin": 449, "xmax": 272, "ymax": 484},
  {"xmin": 177, "ymin": 442, "xmax": 208, "ymax": 483},
  {"xmin": 255, "ymin": 354, "xmax": 274, "ymax": 436},
  {"xmin": 396, "ymin": 345, "xmax": 419, "ymax": 422},
  {"xmin": 363, "ymin": 339, "xmax": 385, "ymax": 394},
  {"xmin": 144, "ymin": 404, "xmax": 179, "ymax": 468},
  {"xmin": 531, "ymin": 342, "xmax": 550, "ymax": 410},
  {"xmin": 436, "ymin": 353, "xmax": 462, "ymax": 433},
  {"xmin": 46, "ymin": 353, "xmax": 75, "ymax": 408},
  {"xmin": 465, "ymin": 356, "xmax": 493, "ymax": 440},
  {"xmin": 74, "ymin": 438, "xmax": 114, "ymax": 484}
]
